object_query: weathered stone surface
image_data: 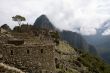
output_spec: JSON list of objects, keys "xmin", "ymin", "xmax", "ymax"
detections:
[
  {"xmin": 0, "ymin": 29, "xmax": 57, "ymax": 73},
  {"xmin": 0, "ymin": 28, "xmax": 7, "ymax": 34},
  {"xmin": 0, "ymin": 44, "xmax": 56, "ymax": 73}
]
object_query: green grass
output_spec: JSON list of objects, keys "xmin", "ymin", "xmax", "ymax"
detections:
[{"xmin": 57, "ymin": 41, "xmax": 76, "ymax": 53}]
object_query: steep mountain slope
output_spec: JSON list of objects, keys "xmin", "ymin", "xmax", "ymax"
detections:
[
  {"xmin": 60, "ymin": 30, "xmax": 97, "ymax": 54},
  {"xmin": 33, "ymin": 15, "xmax": 55, "ymax": 30},
  {"xmin": 83, "ymin": 20, "xmax": 110, "ymax": 63},
  {"xmin": 84, "ymin": 35, "xmax": 110, "ymax": 63},
  {"xmin": 56, "ymin": 41, "xmax": 110, "ymax": 73},
  {"xmin": 33, "ymin": 14, "xmax": 97, "ymax": 55}
]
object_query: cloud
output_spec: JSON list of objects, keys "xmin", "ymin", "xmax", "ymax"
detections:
[
  {"xmin": 0, "ymin": 0, "xmax": 110, "ymax": 35},
  {"xmin": 102, "ymin": 28, "xmax": 110, "ymax": 35}
]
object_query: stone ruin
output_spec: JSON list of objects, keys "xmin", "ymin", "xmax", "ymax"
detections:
[
  {"xmin": 0, "ymin": 27, "xmax": 8, "ymax": 34},
  {"xmin": 0, "ymin": 29, "xmax": 57, "ymax": 73}
]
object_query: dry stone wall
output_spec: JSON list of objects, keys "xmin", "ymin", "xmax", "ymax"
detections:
[{"xmin": 0, "ymin": 44, "xmax": 56, "ymax": 73}]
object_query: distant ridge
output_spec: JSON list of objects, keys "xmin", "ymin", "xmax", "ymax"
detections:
[{"xmin": 60, "ymin": 30, "xmax": 97, "ymax": 54}]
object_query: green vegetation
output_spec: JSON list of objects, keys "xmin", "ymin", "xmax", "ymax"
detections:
[
  {"xmin": 56, "ymin": 68, "xmax": 79, "ymax": 73},
  {"xmin": 12, "ymin": 15, "xmax": 26, "ymax": 32},
  {"xmin": 12, "ymin": 15, "xmax": 26, "ymax": 27},
  {"xmin": 78, "ymin": 52, "xmax": 110, "ymax": 73},
  {"xmin": 57, "ymin": 41, "xmax": 75, "ymax": 53},
  {"xmin": 57, "ymin": 41, "xmax": 110, "ymax": 73}
]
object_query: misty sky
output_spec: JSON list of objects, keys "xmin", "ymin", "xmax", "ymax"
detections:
[{"xmin": 0, "ymin": 0, "xmax": 110, "ymax": 35}]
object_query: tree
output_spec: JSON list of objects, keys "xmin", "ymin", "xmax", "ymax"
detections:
[{"xmin": 12, "ymin": 15, "xmax": 26, "ymax": 27}]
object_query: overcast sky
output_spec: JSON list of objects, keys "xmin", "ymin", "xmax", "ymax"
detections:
[{"xmin": 0, "ymin": 0, "xmax": 110, "ymax": 35}]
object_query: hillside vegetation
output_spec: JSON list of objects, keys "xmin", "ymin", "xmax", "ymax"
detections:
[{"xmin": 56, "ymin": 41, "xmax": 110, "ymax": 73}]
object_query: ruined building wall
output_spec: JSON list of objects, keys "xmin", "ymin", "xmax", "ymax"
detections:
[
  {"xmin": 0, "ymin": 28, "xmax": 7, "ymax": 33},
  {"xmin": 0, "ymin": 44, "xmax": 56, "ymax": 73}
]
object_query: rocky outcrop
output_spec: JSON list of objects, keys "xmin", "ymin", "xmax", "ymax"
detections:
[
  {"xmin": 0, "ymin": 63, "xmax": 25, "ymax": 73},
  {"xmin": 1, "ymin": 24, "xmax": 11, "ymax": 31}
]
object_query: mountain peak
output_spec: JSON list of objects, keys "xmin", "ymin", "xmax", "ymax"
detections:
[
  {"xmin": 33, "ymin": 14, "xmax": 55, "ymax": 30},
  {"xmin": 39, "ymin": 14, "xmax": 48, "ymax": 19}
]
